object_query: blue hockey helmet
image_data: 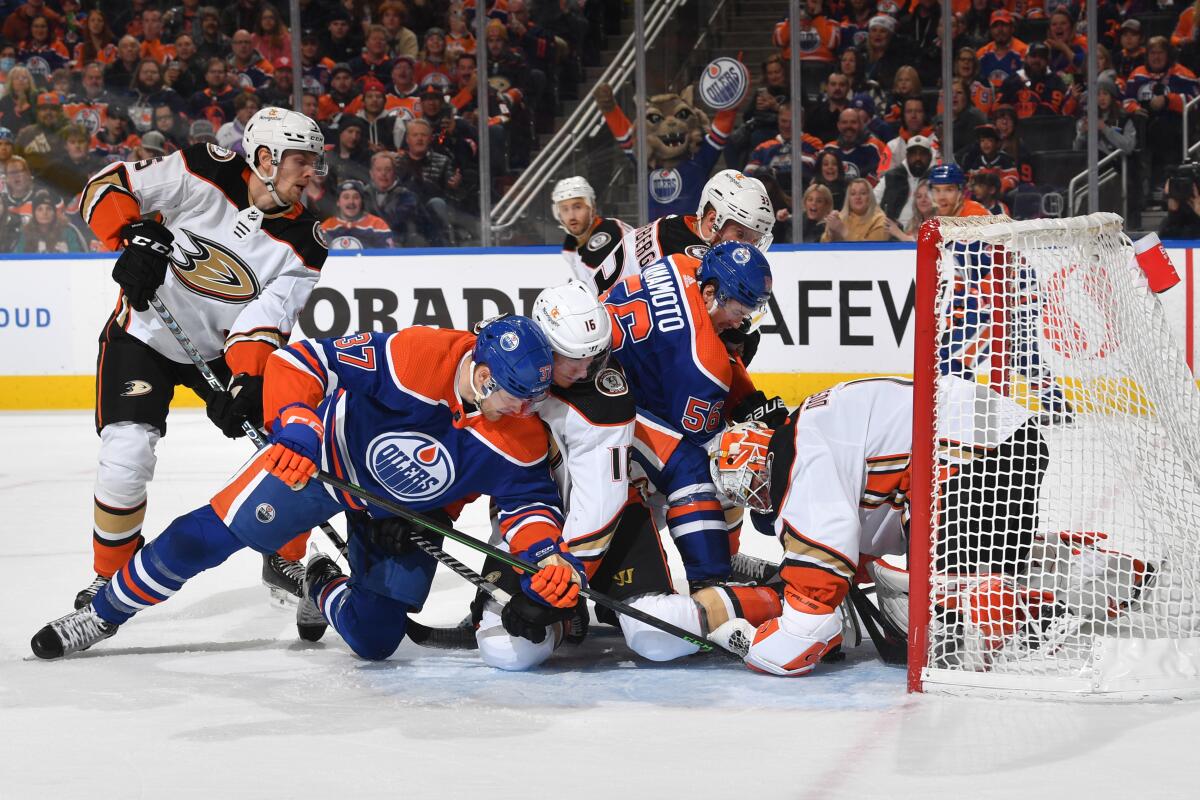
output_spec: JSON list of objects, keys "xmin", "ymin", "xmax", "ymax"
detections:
[
  {"xmin": 472, "ymin": 315, "xmax": 554, "ymax": 405},
  {"xmin": 928, "ymin": 163, "xmax": 966, "ymax": 187},
  {"xmin": 696, "ymin": 241, "xmax": 774, "ymax": 328}
]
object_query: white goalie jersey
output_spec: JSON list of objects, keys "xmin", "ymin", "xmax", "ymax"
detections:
[
  {"xmin": 753, "ymin": 376, "xmax": 1034, "ymax": 590},
  {"xmin": 80, "ymin": 142, "xmax": 327, "ymax": 371}
]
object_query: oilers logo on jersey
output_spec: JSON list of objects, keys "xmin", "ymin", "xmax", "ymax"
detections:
[
  {"xmin": 367, "ymin": 432, "xmax": 456, "ymax": 504},
  {"xmin": 170, "ymin": 228, "xmax": 262, "ymax": 303}
]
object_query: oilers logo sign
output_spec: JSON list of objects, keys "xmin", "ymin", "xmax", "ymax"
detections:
[
  {"xmin": 367, "ymin": 432, "xmax": 456, "ymax": 503},
  {"xmin": 698, "ymin": 57, "xmax": 748, "ymax": 111}
]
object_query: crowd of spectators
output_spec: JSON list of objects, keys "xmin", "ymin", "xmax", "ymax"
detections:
[
  {"xmin": 0, "ymin": 0, "xmax": 614, "ymax": 252},
  {"xmin": 733, "ymin": 0, "xmax": 1200, "ymax": 242},
  {"xmin": 5, "ymin": 1, "xmax": 1200, "ymax": 253}
]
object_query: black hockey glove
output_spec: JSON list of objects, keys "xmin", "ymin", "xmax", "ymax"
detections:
[
  {"xmin": 731, "ymin": 390, "xmax": 788, "ymax": 428},
  {"xmin": 114, "ymin": 220, "xmax": 174, "ymax": 312},
  {"xmin": 205, "ymin": 373, "xmax": 264, "ymax": 439},
  {"xmin": 720, "ymin": 326, "xmax": 761, "ymax": 367},
  {"xmin": 501, "ymin": 593, "xmax": 579, "ymax": 644},
  {"xmin": 361, "ymin": 510, "xmax": 450, "ymax": 557}
]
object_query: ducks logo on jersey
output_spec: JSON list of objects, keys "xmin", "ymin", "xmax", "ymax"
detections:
[
  {"xmin": 367, "ymin": 432, "xmax": 456, "ymax": 503},
  {"xmin": 170, "ymin": 228, "xmax": 261, "ymax": 303}
]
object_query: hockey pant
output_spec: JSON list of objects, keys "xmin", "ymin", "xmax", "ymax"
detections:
[
  {"xmin": 90, "ymin": 449, "xmax": 431, "ymax": 661},
  {"xmin": 630, "ymin": 410, "xmax": 735, "ymax": 583},
  {"xmin": 91, "ymin": 317, "xmax": 307, "ymax": 578},
  {"xmin": 473, "ymin": 499, "xmax": 705, "ymax": 669}
]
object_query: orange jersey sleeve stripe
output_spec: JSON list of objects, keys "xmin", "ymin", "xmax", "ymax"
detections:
[
  {"xmin": 262, "ymin": 349, "xmax": 326, "ymax": 428},
  {"xmin": 224, "ymin": 340, "xmax": 278, "ymax": 377}
]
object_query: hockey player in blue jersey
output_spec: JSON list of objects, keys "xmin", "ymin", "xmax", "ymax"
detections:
[
  {"xmin": 604, "ymin": 241, "xmax": 776, "ymax": 588},
  {"xmin": 31, "ymin": 317, "xmax": 586, "ymax": 662}
]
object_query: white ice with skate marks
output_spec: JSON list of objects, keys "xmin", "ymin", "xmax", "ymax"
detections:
[{"xmin": 2, "ymin": 411, "xmax": 1198, "ymax": 799}]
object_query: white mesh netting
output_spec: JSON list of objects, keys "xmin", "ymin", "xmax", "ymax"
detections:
[{"xmin": 921, "ymin": 213, "xmax": 1200, "ymax": 695}]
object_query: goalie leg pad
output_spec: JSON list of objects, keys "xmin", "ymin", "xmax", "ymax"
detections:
[
  {"xmin": 867, "ymin": 559, "xmax": 910, "ymax": 635},
  {"xmin": 744, "ymin": 594, "xmax": 844, "ymax": 677},
  {"xmin": 617, "ymin": 593, "xmax": 703, "ymax": 661},
  {"xmin": 476, "ymin": 600, "xmax": 559, "ymax": 671}
]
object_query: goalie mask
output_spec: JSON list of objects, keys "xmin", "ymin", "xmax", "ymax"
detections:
[{"xmin": 709, "ymin": 422, "xmax": 774, "ymax": 512}]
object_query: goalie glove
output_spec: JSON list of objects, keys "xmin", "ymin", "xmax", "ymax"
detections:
[
  {"xmin": 115, "ymin": 219, "xmax": 174, "ymax": 311},
  {"xmin": 730, "ymin": 390, "xmax": 788, "ymax": 428},
  {"xmin": 205, "ymin": 373, "xmax": 264, "ymax": 439}
]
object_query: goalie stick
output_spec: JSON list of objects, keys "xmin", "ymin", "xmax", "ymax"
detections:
[
  {"xmin": 146, "ymin": 295, "xmax": 502, "ymax": 651},
  {"xmin": 315, "ymin": 470, "xmax": 741, "ymax": 658}
]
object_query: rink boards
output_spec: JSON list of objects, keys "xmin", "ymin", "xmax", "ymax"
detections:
[{"xmin": 1, "ymin": 242, "xmax": 1196, "ymax": 409}]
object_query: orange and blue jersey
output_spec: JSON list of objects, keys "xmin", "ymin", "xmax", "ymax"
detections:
[
  {"xmin": 321, "ymin": 213, "xmax": 395, "ymax": 249},
  {"xmin": 604, "ymin": 254, "xmax": 735, "ymax": 449},
  {"xmin": 1123, "ymin": 63, "xmax": 1199, "ymax": 116},
  {"xmin": 260, "ymin": 326, "xmax": 563, "ymax": 556},
  {"xmin": 604, "ymin": 253, "xmax": 751, "ymax": 581},
  {"xmin": 977, "ymin": 39, "xmax": 1028, "ymax": 89}
]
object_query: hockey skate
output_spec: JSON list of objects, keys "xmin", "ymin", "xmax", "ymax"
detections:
[
  {"xmin": 296, "ymin": 552, "xmax": 343, "ymax": 643},
  {"xmin": 74, "ymin": 575, "xmax": 110, "ymax": 610},
  {"xmin": 262, "ymin": 553, "xmax": 305, "ymax": 607},
  {"xmin": 31, "ymin": 605, "xmax": 119, "ymax": 660}
]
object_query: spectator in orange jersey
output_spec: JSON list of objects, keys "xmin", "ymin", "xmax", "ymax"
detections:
[
  {"xmin": 1124, "ymin": 37, "xmax": 1199, "ymax": 193},
  {"xmin": 959, "ymin": 123, "xmax": 1018, "ymax": 195},
  {"xmin": 976, "ymin": 9, "xmax": 1027, "ymax": 90},
  {"xmin": 18, "ymin": 14, "xmax": 72, "ymax": 73},
  {"xmin": 446, "ymin": 3, "xmax": 477, "ymax": 60},
  {"xmin": 317, "ymin": 64, "xmax": 363, "ymax": 122},
  {"xmin": 252, "ymin": 4, "xmax": 292, "ymax": 65},
  {"xmin": 139, "ymin": 8, "xmax": 175, "ymax": 64},
  {"xmin": 773, "ymin": 0, "xmax": 840, "ymax": 87},
  {"xmin": 952, "ymin": 46, "xmax": 995, "ymax": 116},
  {"xmin": 3, "ymin": 0, "xmax": 65, "ymax": 47},
  {"xmin": 74, "ymin": 9, "xmax": 117, "ymax": 67},
  {"xmin": 322, "ymin": 179, "xmax": 396, "ymax": 250},
  {"xmin": 1172, "ymin": 1, "xmax": 1200, "ymax": 49},
  {"xmin": 928, "ymin": 163, "xmax": 990, "ymax": 217}
]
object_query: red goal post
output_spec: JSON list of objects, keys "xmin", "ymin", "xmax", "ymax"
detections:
[{"xmin": 908, "ymin": 213, "xmax": 1200, "ymax": 698}]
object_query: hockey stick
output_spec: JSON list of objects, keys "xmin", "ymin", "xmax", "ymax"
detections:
[
  {"xmin": 847, "ymin": 585, "xmax": 908, "ymax": 665},
  {"xmin": 315, "ymin": 470, "xmax": 736, "ymax": 657}
]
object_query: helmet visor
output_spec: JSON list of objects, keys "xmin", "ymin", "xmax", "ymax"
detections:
[{"xmin": 720, "ymin": 296, "xmax": 771, "ymax": 333}]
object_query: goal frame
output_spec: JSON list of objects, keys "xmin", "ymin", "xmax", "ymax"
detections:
[{"xmin": 907, "ymin": 214, "xmax": 1200, "ymax": 698}]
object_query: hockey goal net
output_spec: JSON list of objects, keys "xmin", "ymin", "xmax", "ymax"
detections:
[{"xmin": 909, "ymin": 213, "xmax": 1200, "ymax": 697}]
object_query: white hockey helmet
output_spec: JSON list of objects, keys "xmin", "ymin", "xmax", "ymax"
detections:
[
  {"xmin": 550, "ymin": 176, "xmax": 596, "ymax": 226},
  {"xmin": 532, "ymin": 279, "xmax": 612, "ymax": 380},
  {"xmin": 696, "ymin": 169, "xmax": 775, "ymax": 251},
  {"xmin": 242, "ymin": 106, "xmax": 327, "ymax": 196}
]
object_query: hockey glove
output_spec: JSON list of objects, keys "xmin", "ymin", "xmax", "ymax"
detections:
[
  {"xmin": 500, "ymin": 593, "xmax": 579, "ymax": 644},
  {"xmin": 361, "ymin": 510, "xmax": 450, "ymax": 557},
  {"xmin": 264, "ymin": 403, "xmax": 322, "ymax": 488},
  {"xmin": 114, "ymin": 220, "xmax": 174, "ymax": 312},
  {"xmin": 731, "ymin": 390, "xmax": 788, "ymax": 429},
  {"xmin": 720, "ymin": 326, "xmax": 761, "ymax": 366},
  {"xmin": 518, "ymin": 538, "xmax": 587, "ymax": 609},
  {"xmin": 206, "ymin": 373, "xmax": 265, "ymax": 439}
]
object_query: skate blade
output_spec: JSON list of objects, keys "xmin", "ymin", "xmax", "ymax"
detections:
[{"xmin": 266, "ymin": 585, "xmax": 299, "ymax": 608}]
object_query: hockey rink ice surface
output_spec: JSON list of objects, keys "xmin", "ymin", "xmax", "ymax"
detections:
[{"xmin": 2, "ymin": 411, "xmax": 1198, "ymax": 800}]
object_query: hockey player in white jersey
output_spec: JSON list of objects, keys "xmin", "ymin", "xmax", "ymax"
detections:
[
  {"xmin": 552, "ymin": 176, "xmax": 632, "ymax": 295},
  {"xmin": 462, "ymin": 280, "xmax": 775, "ymax": 668},
  {"xmin": 594, "ymin": 169, "xmax": 776, "ymax": 288},
  {"xmin": 75, "ymin": 106, "xmax": 328, "ymax": 609},
  {"xmin": 708, "ymin": 376, "xmax": 1050, "ymax": 676}
]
